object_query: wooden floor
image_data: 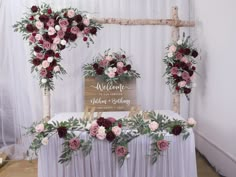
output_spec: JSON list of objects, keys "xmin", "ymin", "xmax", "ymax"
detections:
[{"xmin": 0, "ymin": 152, "xmax": 221, "ymax": 177}]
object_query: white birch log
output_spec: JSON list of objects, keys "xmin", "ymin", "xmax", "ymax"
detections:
[
  {"xmin": 42, "ymin": 88, "xmax": 50, "ymax": 121},
  {"xmin": 171, "ymin": 6, "xmax": 180, "ymax": 114}
]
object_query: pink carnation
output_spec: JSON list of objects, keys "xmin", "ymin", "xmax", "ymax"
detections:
[
  {"xmin": 115, "ymin": 146, "xmax": 128, "ymax": 157},
  {"xmin": 59, "ymin": 19, "xmax": 69, "ymax": 28},
  {"xmin": 53, "ymin": 37, "xmax": 61, "ymax": 44},
  {"xmin": 42, "ymin": 60, "xmax": 50, "ymax": 68},
  {"xmin": 51, "ymin": 44, "xmax": 58, "ymax": 51},
  {"xmin": 71, "ymin": 26, "xmax": 79, "ymax": 34},
  {"xmin": 48, "ymin": 27, "xmax": 56, "ymax": 36},
  {"xmin": 182, "ymin": 71, "xmax": 190, "ymax": 81},
  {"xmin": 35, "ymin": 34, "xmax": 42, "ymax": 41},
  {"xmin": 35, "ymin": 21, "xmax": 44, "ymax": 29},
  {"xmin": 83, "ymin": 27, "xmax": 90, "ymax": 35},
  {"xmin": 116, "ymin": 67, "xmax": 124, "ymax": 75},
  {"xmin": 170, "ymin": 67, "xmax": 178, "ymax": 75},
  {"xmin": 157, "ymin": 140, "xmax": 169, "ymax": 151},
  {"xmin": 90, "ymin": 124, "xmax": 99, "ymax": 136},
  {"xmin": 83, "ymin": 19, "xmax": 90, "ymax": 26},
  {"xmin": 69, "ymin": 138, "xmax": 80, "ymax": 150},
  {"xmin": 108, "ymin": 72, "xmax": 115, "ymax": 78},
  {"xmin": 112, "ymin": 126, "xmax": 121, "ymax": 136}
]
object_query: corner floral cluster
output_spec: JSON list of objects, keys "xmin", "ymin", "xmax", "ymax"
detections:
[
  {"xmin": 163, "ymin": 35, "xmax": 199, "ymax": 99},
  {"xmin": 13, "ymin": 3, "xmax": 102, "ymax": 90},
  {"xmin": 83, "ymin": 49, "xmax": 140, "ymax": 83},
  {"xmin": 26, "ymin": 112, "xmax": 196, "ymax": 166}
]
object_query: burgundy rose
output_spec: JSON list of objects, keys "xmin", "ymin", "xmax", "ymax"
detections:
[
  {"xmin": 102, "ymin": 119, "xmax": 112, "ymax": 129},
  {"xmin": 93, "ymin": 63, "xmax": 99, "ymax": 69},
  {"xmin": 109, "ymin": 60, "xmax": 117, "ymax": 67},
  {"xmin": 122, "ymin": 54, "xmax": 126, "ymax": 59},
  {"xmin": 39, "ymin": 15, "xmax": 49, "ymax": 23},
  {"xmin": 126, "ymin": 64, "xmax": 131, "ymax": 71},
  {"xmin": 55, "ymin": 53, "xmax": 60, "ymax": 58},
  {"xmin": 106, "ymin": 131, "xmax": 116, "ymax": 142},
  {"xmin": 77, "ymin": 22, "xmax": 85, "ymax": 31},
  {"xmin": 47, "ymin": 9, "xmax": 52, "ymax": 14},
  {"xmin": 191, "ymin": 50, "xmax": 198, "ymax": 58},
  {"xmin": 64, "ymin": 32, "xmax": 70, "ymax": 41},
  {"xmin": 34, "ymin": 46, "xmax": 42, "ymax": 53},
  {"xmin": 50, "ymin": 60, "xmax": 57, "ymax": 67},
  {"xmin": 69, "ymin": 33, "xmax": 77, "ymax": 41},
  {"xmin": 32, "ymin": 58, "xmax": 41, "ymax": 66},
  {"xmin": 115, "ymin": 146, "xmax": 128, "ymax": 157},
  {"xmin": 157, "ymin": 140, "xmax": 169, "ymax": 151},
  {"xmin": 46, "ymin": 72, "xmax": 53, "ymax": 78},
  {"xmin": 29, "ymin": 16, "xmax": 34, "ymax": 21},
  {"xmin": 42, "ymin": 33, "xmax": 51, "ymax": 42},
  {"xmin": 184, "ymin": 48, "xmax": 191, "ymax": 55},
  {"xmin": 74, "ymin": 14, "xmax": 82, "ymax": 23},
  {"xmin": 96, "ymin": 67, "xmax": 104, "ymax": 75},
  {"xmin": 171, "ymin": 125, "xmax": 183, "ymax": 136},
  {"xmin": 58, "ymin": 44, "xmax": 66, "ymax": 50},
  {"xmin": 26, "ymin": 24, "xmax": 35, "ymax": 32},
  {"xmin": 45, "ymin": 50, "xmax": 55, "ymax": 57},
  {"xmin": 31, "ymin": 6, "xmax": 38, "ymax": 13},
  {"xmin": 184, "ymin": 88, "xmax": 191, "ymax": 94},
  {"xmin": 192, "ymin": 66, "xmax": 196, "ymax": 71},
  {"xmin": 47, "ymin": 66, "xmax": 54, "ymax": 72},
  {"xmin": 57, "ymin": 126, "xmax": 68, "ymax": 138},
  {"xmin": 69, "ymin": 138, "xmax": 80, "ymax": 150},
  {"xmin": 178, "ymin": 48, "xmax": 185, "ymax": 54},
  {"xmin": 97, "ymin": 117, "xmax": 105, "ymax": 126},
  {"xmin": 90, "ymin": 27, "xmax": 97, "ymax": 35},
  {"xmin": 107, "ymin": 117, "xmax": 116, "ymax": 123},
  {"xmin": 175, "ymin": 86, "xmax": 180, "ymax": 91},
  {"xmin": 188, "ymin": 70, "xmax": 194, "ymax": 76}
]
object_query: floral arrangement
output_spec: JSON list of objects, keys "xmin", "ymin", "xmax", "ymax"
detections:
[
  {"xmin": 83, "ymin": 49, "xmax": 140, "ymax": 83},
  {"xmin": 26, "ymin": 111, "xmax": 196, "ymax": 166},
  {"xmin": 163, "ymin": 34, "xmax": 199, "ymax": 99},
  {"xmin": 13, "ymin": 3, "xmax": 102, "ymax": 90}
]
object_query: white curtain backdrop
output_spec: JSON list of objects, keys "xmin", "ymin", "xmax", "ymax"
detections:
[{"xmin": 0, "ymin": 0, "xmax": 190, "ymax": 158}]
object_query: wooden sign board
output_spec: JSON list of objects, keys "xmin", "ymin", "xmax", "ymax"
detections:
[{"xmin": 84, "ymin": 77, "xmax": 137, "ymax": 112}]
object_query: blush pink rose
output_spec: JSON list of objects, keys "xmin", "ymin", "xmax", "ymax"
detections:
[
  {"xmin": 169, "ymin": 45, "xmax": 177, "ymax": 53},
  {"xmin": 48, "ymin": 27, "xmax": 56, "ymax": 35},
  {"xmin": 35, "ymin": 21, "xmax": 44, "ymax": 29},
  {"xmin": 96, "ymin": 126, "xmax": 106, "ymax": 140},
  {"xmin": 43, "ymin": 41, "xmax": 51, "ymax": 50},
  {"xmin": 53, "ymin": 37, "xmax": 61, "ymax": 44},
  {"xmin": 83, "ymin": 19, "xmax": 90, "ymax": 26},
  {"xmin": 117, "ymin": 62, "xmax": 124, "ymax": 68},
  {"xmin": 29, "ymin": 34, "xmax": 36, "ymax": 43},
  {"xmin": 115, "ymin": 146, "xmax": 128, "ymax": 157},
  {"xmin": 108, "ymin": 72, "xmax": 115, "ymax": 78},
  {"xmin": 53, "ymin": 65, "xmax": 60, "ymax": 72},
  {"xmin": 187, "ymin": 117, "xmax": 197, "ymax": 126},
  {"xmin": 35, "ymin": 34, "xmax": 42, "ymax": 41},
  {"xmin": 71, "ymin": 26, "xmax": 79, "ymax": 34},
  {"xmin": 67, "ymin": 9, "xmax": 75, "ymax": 18},
  {"xmin": 182, "ymin": 71, "xmax": 190, "ymax": 81},
  {"xmin": 36, "ymin": 52, "xmax": 44, "ymax": 60},
  {"xmin": 99, "ymin": 59, "xmax": 109, "ymax": 67},
  {"xmin": 170, "ymin": 67, "xmax": 178, "ymax": 75},
  {"xmin": 157, "ymin": 140, "xmax": 169, "ymax": 151},
  {"xmin": 105, "ymin": 56, "xmax": 113, "ymax": 61},
  {"xmin": 35, "ymin": 123, "xmax": 44, "ymax": 133},
  {"xmin": 59, "ymin": 19, "xmax": 69, "ymax": 28},
  {"xmin": 47, "ymin": 19, "xmax": 55, "ymax": 27},
  {"xmin": 51, "ymin": 44, "xmax": 58, "ymax": 51},
  {"xmin": 90, "ymin": 124, "xmax": 99, "ymax": 136},
  {"xmin": 178, "ymin": 81, "xmax": 186, "ymax": 88},
  {"xmin": 112, "ymin": 126, "xmax": 121, "ymax": 136},
  {"xmin": 181, "ymin": 57, "xmax": 188, "ymax": 63},
  {"xmin": 149, "ymin": 121, "xmax": 159, "ymax": 131},
  {"xmin": 42, "ymin": 60, "xmax": 50, "ymax": 69},
  {"xmin": 69, "ymin": 138, "xmax": 80, "ymax": 150},
  {"xmin": 57, "ymin": 30, "xmax": 65, "ymax": 39},
  {"xmin": 40, "ymin": 68, "xmax": 47, "ymax": 77}
]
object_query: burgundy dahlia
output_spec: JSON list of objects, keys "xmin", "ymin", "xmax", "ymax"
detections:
[
  {"xmin": 106, "ymin": 131, "xmax": 116, "ymax": 142},
  {"xmin": 178, "ymin": 48, "xmax": 185, "ymax": 54},
  {"xmin": 97, "ymin": 117, "xmax": 105, "ymax": 126},
  {"xmin": 69, "ymin": 33, "xmax": 77, "ymax": 41},
  {"xmin": 57, "ymin": 126, "xmax": 68, "ymax": 138},
  {"xmin": 102, "ymin": 119, "xmax": 112, "ymax": 129},
  {"xmin": 31, "ymin": 6, "xmax": 38, "ymax": 13},
  {"xmin": 46, "ymin": 72, "xmax": 53, "ymax": 78},
  {"xmin": 45, "ymin": 50, "xmax": 55, "ymax": 57},
  {"xmin": 171, "ymin": 125, "xmax": 182, "ymax": 136}
]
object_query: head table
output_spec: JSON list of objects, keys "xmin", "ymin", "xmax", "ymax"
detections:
[{"xmin": 38, "ymin": 110, "xmax": 197, "ymax": 177}]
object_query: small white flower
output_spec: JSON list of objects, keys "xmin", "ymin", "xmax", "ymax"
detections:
[
  {"xmin": 177, "ymin": 72, "xmax": 182, "ymax": 77},
  {"xmin": 86, "ymin": 123, "xmax": 92, "ymax": 130},
  {"xmin": 108, "ymin": 67, "xmax": 113, "ymax": 72},
  {"xmin": 47, "ymin": 57, "xmax": 53, "ymax": 63},
  {"xmin": 125, "ymin": 153, "xmax": 130, "ymax": 159},
  {"xmin": 61, "ymin": 39, "xmax": 67, "ymax": 45},
  {"xmin": 167, "ymin": 52, "xmax": 173, "ymax": 58},
  {"xmin": 55, "ymin": 25, "xmax": 61, "ymax": 31},
  {"xmin": 112, "ymin": 67, "xmax": 117, "ymax": 72},
  {"xmin": 177, "ymin": 39, "xmax": 183, "ymax": 45},
  {"xmin": 41, "ymin": 137, "xmax": 49, "ymax": 145},
  {"xmin": 41, "ymin": 79, "xmax": 47, "ymax": 84},
  {"xmin": 35, "ymin": 15, "xmax": 39, "ymax": 20}
]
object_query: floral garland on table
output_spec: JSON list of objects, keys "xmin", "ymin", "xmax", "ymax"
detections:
[
  {"xmin": 13, "ymin": 3, "xmax": 102, "ymax": 90},
  {"xmin": 83, "ymin": 49, "xmax": 140, "ymax": 83},
  {"xmin": 163, "ymin": 34, "xmax": 199, "ymax": 99},
  {"xmin": 26, "ymin": 112, "xmax": 196, "ymax": 166}
]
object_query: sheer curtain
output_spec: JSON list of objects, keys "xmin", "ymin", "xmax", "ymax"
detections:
[{"xmin": 0, "ymin": 0, "xmax": 190, "ymax": 159}]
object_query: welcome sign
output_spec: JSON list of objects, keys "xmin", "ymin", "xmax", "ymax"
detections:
[{"xmin": 84, "ymin": 77, "xmax": 136, "ymax": 111}]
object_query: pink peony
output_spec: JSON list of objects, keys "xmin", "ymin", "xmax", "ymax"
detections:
[
  {"xmin": 178, "ymin": 81, "xmax": 186, "ymax": 88},
  {"xmin": 117, "ymin": 62, "xmax": 124, "ymax": 68},
  {"xmin": 71, "ymin": 26, "xmax": 79, "ymax": 34},
  {"xmin": 99, "ymin": 59, "xmax": 109, "ymax": 67},
  {"xmin": 59, "ymin": 19, "xmax": 69, "ymax": 28},
  {"xmin": 108, "ymin": 72, "xmax": 115, "ymax": 78},
  {"xmin": 35, "ymin": 21, "xmax": 44, "ymax": 29},
  {"xmin": 182, "ymin": 71, "xmax": 190, "ymax": 81},
  {"xmin": 115, "ymin": 146, "xmax": 128, "ymax": 157},
  {"xmin": 57, "ymin": 30, "xmax": 65, "ymax": 39},
  {"xmin": 47, "ymin": 19, "xmax": 55, "ymax": 27},
  {"xmin": 40, "ymin": 68, "xmax": 47, "ymax": 77},
  {"xmin": 29, "ymin": 35, "xmax": 36, "ymax": 43},
  {"xmin": 43, "ymin": 41, "xmax": 51, "ymax": 50},
  {"xmin": 157, "ymin": 140, "xmax": 169, "ymax": 151},
  {"xmin": 170, "ymin": 67, "xmax": 178, "ymax": 75},
  {"xmin": 83, "ymin": 19, "xmax": 90, "ymax": 26},
  {"xmin": 181, "ymin": 57, "xmax": 188, "ymax": 63},
  {"xmin": 36, "ymin": 52, "xmax": 44, "ymax": 60},
  {"xmin": 90, "ymin": 124, "xmax": 99, "ymax": 136},
  {"xmin": 48, "ymin": 27, "xmax": 56, "ymax": 35},
  {"xmin": 35, "ymin": 34, "xmax": 42, "ymax": 41},
  {"xmin": 67, "ymin": 9, "xmax": 75, "ymax": 18},
  {"xmin": 169, "ymin": 45, "xmax": 177, "ymax": 53},
  {"xmin": 69, "ymin": 138, "xmax": 80, "ymax": 150},
  {"xmin": 176, "ymin": 52, "xmax": 183, "ymax": 59},
  {"xmin": 112, "ymin": 126, "xmax": 121, "ymax": 136},
  {"xmin": 35, "ymin": 123, "xmax": 44, "ymax": 133},
  {"xmin": 149, "ymin": 121, "xmax": 159, "ymax": 131},
  {"xmin": 42, "ymin": 60, "xmax": 50, "ymax": 68}
]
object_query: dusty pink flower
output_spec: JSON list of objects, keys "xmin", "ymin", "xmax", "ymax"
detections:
[
  {"xmin": 96, "ymin": 126, "xmax": 106, "ymax": 140},
  {"xmin": 178, "ymin": 81, "xmax": 186, "ymax": 88},
  {"xmin": 115, "ymin": 146, "xmax": 128, "ymax": 157},
  {"xmin": 157, "ymin": 140, "xmax": 169, "ymax": 151},
  {"xmin": 112, "ymin": 126, "xmax": 121, "ymax": 136},
  {"xmin": 69, "ymin": 138, "xmax": 80, "ymax": 150},
  {"xmin": 90, "ymin": 124, "xmax": 99, "ymax": 136},
  {"xmin": 182, "ymin": 71, "xmax": 190, "ymax": 81},
  {"xmin": 71, "ymin": 26, "xmax": 79, "ymax": 34},
  {"xmin": 169, "ymin": 45, "xmax": 177, "ymax": 52},
  {"xmin": 53, "ymin": 65, "xmax": 60, "ymax": 72},
  {"xmin": 108, "ymin": 72, "xmax": 115, "ymax": 78},
  {"xmin": 99, "ymin": 59, "xmax": 109, "ymax": 67},
  {"xmin": 35, "ymin": 21, "xmax": 44, "ymax": 29},
  {"xmin": 43, "ymin": 41, "xmax": 51, "ymax": 50},
  {"xmin": 35, "ymin": 34, "xmax": 42, "ymax": 41},
  {"xmin": 29, "ymin": 34, "xmax": 36, "ymax": 43},
  {"xmin": 51, "ymin": 44, "xmax": 58, "ymax": 51},
  {"xmin": 36, "ymin": 52, "xmax": 44, "ymax": 60},
  {"xmin": 105, "ymin": 56, "xmax": 113, "ymax": 61},
  {"xmin": 35, "ymin": 123, "xmax": 44, "ymax": 133},
  {"xmin": 47, "ymin": 19, "xmax": 55, "ymax": 27},
  {"xmin": 67, "ymin": 9, "xmax": 75, "ymax": 18},
  {"xmin": 83, "ymin": 27, "xmax": 90, "ymax": 35},
  {"xmin": 42, "ymin": 60, "xmax": 50, "ymax": 68},
  {"xmin": 170, "ymin": 67, "xmax": 178, "ymax": 75},
  {"xmin": 176, "ymin": 52, "xmax": 183, "ymax": 59},
  {"xmin": 59, "ymin": 19, "xmax": 69, "ymax": 28},
  {"xmin": 187, "ymin": 117, "xmax": 197, "ymax": 126},
  {"xmin": 48, "ymin": 27, "xmax": 56, "ymax": 35},
  {"xmin": 181, "ymin": 57, "xmax": 188, "ymax": 63},
  {"xmin": 149, "ymin": 121, "xmax": 159, "ymax": 131},
  {"xmin": 57, "ymin": 30, "xmax": 65, "ymax": 39},
  {"xmin": 117, "ymin": 62, "xmax": 124, "ymax": 68},
  {"xmin": 40, "ymin": 68, "xmax": 47, "ymax": 77},
  {"xmin": 53, "ymin": 37, "xmax": 61, "ymax": 44},
  {"xmin": 107, "ymin": 117, "xmax": 116, "ymax": 123},
  {"xmin": 116, "ymin": 67, "xmax": 124, "ymax": 75},
  {"xmin": 83, "ymin": 19, "xmax": 90, "ymax": 26}
]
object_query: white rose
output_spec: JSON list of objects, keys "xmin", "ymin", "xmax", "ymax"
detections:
[
  {"xmin": 35, "ymin": 21, "xmax": 44, "ymax": 29},
  {"xmin": 167, "ymin": 52, "xmax": 173, "ymax": 58},
  {"xmin": 108, "ymin": 67, "xmax": 113, "ymax": 72},
  {"xmin": 149, "ymin": 121, "xmax": 159, "ymax": 131},
  {"xmin": 41, "ymin": 79, "xmax": 47, "ymax": 84},
  {"xmin": 55, "ymin": 25, "xmax": 61, "ymax": 31},
  {"xmin": 112, "ymin": 126, "xmax": 122, "ymax": 136},
  {"xmin": 112, "ymin": 67, "xmax": 117, "ymax": 72},
  {"xmin": 47, "ymin": 57, "xmax": 53, "ymax": 63},
  {"xmin": 53, "ymin": 66, "xmax": 60, "ymax": 72},
  {"xmin": 178, "ymin": 81, "xmax": 186, "ymax": 88},
  {"xmin": 60, "ymin": 39, "xmax": 67, "ymax": 45},
  {"xmin": 41, "ymin": 137, "xmax": 49, "ymax": 145},
  {"xmin": 177, "ymin": 39, "xmax": 183, "ymax": 45},
  {"xmin": 35, "ymin": 123, "xmax": 44, "ymax": 133},
  {"xmin": 187, "ymin": 118, "xmax": 197, "ymax": 126}
]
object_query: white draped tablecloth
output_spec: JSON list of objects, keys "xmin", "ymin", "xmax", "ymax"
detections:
[{"xmin": 38, "ymin": 110, "xmax": 197, "ymax": 177}]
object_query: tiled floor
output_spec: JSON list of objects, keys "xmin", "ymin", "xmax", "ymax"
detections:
[{"xmin": 0, "ymin": 152, "xmax": 221, "ymax": 177}]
